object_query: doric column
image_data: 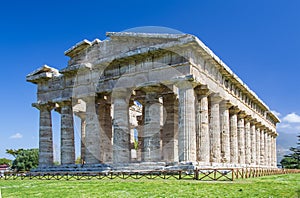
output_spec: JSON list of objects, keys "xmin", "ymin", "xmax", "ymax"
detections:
[
  {"xmin": 229, "ymin": 106, "xmax": 239, "ymax": 164},
  {"xmin": 143, "ymin": 87, "xmax": 161, "ymax": 162},
  {"xmin": 264, "ymin": 130, "xmax": 269, "ymax": 166},
  {"xmin": 177, "ymin": 81, "xmax": 196, "ymax": 162},
  {"xmin": 260, "ymin": 128, "xmax": 265, "ymax": 166},
  {"xmin": 97, "ymin": 95, "xmax": 112, "ymax": 163},
  {"xmin": 273, "ymin": 134, "xmax": 277, "ymax": 167},
  {"xmin": 244, "ymin": 116, "xmax": 251, "ymax": 165},
  {"xmin": 209, "ymin": 93, "xmax": 222, "ymax": 163},
  {"xmin": 255, "ymin": 124, "xmax": 261, "ymax": 166},
  {"xmin": 195, "ymin": 85, "xmax": 210, "ymax": 164},
  {"xmin": 237, "ymin": 112, "xmax": 246, "ymax": 165},
  {"xmin": 84, "ymin": 95, "xmax": 101, "ymax": 164},
  {"xmin": 267, "ymin": 131, "xmax": 273, "ymax": 166},
  {"xmin": 76, "ymin": 112, "xmax": 86, "ymax": 163},
  {"xmin": 162, "ymin": 93, "xmax": 178, "ymax": 162},
  {"xmin": 112, "ymin": 89, "xmax": 131, "ymax": 163},
  {"xmin": 33, "ymin": 102, "xmax": 55, "ymax": 167},
  {"xmin": 270, "ymin": 134, "xmax": 274, "ymax": 167},
  {"xmin": 219, "ymin": 100, "xmax": 232, "ymax": 163},
  {"xmin": 81, "ymin": 118, "xmax": 86, "ymax": 162},
  {"xmin": 250, "ymin": 121, "xmax": 256, "ymax": 165},
  {"xmin": 58, "ymin": 100, "xmax": 75, "ymax": 165}
]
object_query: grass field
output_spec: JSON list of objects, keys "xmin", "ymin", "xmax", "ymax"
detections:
[{"xmin": 0, "ymin": 174, "xmax": 299, "ymax": 198}]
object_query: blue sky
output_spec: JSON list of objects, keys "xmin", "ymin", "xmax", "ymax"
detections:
[{"xmin": 0, "ymin": 0, "xmax": 299, "ymax": 160}]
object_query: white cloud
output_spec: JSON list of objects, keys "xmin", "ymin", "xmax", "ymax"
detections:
[
  {"xmin": 282, "ymin": 113, "xmax": 300, "ymax": 123},
  {"xmin": 277, "ymin": 123, "xmax": 291, "ymax": 129},
  {"xmin": 271, "ymin": 110, "xmax": 281, "ymax": 117},
  {"xmin": 10, "ymin": 133, "xmax": 23, "ymax": 139}
]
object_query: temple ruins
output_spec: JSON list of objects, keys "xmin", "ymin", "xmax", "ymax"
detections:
[{"xmin": 27, "ymin": 32, "xmax": 280, "ymax": 171}]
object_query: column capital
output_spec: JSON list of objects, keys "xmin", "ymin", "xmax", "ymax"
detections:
[
  {"xmin": 255, "ymin": 121, "xmax": 263, "ymax": 128},
  {"xmin": 229, "ymin": 106, "xmax": 240, "ymax": 115},
  {"xmin": 250, "ymin": 118, "xmax": 257, "ymax": 125},
  {"xmin": 175, "ymin": 79, "xmax": 195, "ymax": 90},
  {"xmin": 220, "ymin": 100, "xmax": 233, "ymax": 109},
  {"xmin": 32, "ymin": 102, "xmax": 55, "ymax": 111},
  {"xmin": 260, "ymin": 125, "xmax": 267, "ymax": 131},
  {"xmin": 209, "ymin": 93, "xmax": 222, "ymax": 104},
  {"xmin": 244, "ymin": 115, "xmax": 252, "ymax": 122},
  {"xmin": 237, "ymin": 111, "xmax": 246, "ymax": 119},
  {"xmin": 195, "ymin": 85, "xmax": 210, "ymax": 96},
  {"xmin": 56, "ymin": 99, "xmax": 72, "ymax": 107}
]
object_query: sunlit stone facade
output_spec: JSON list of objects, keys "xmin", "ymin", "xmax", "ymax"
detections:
[{"xmin": 27, "ymin": 32, "xmax": 279, "ymax": 170}]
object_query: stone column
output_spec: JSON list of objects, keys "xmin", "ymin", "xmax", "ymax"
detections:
[
  {"xmin": 33, "ymin": 102, "xmax": 55, "ymax": 167},
  {"xmin": 260, "ymin": 128, "xmax": 265, "ymax": 166},
  {"xmin": 267, "ymin": 131, "xmax": 273, "ymax": 167},
  {"xmin": 112, "ymin": 89, "xmax": 131, "ymax": 163},
  {"xmin": 250, "ymin": 121, "xmax": 256, "ymax": 166},
  {"xmin": 177, "ymin": 81, "xmax": 196, "ymax": 162},
  {"xmin": 273, "ymin": 134, "xmax": 277, "ymax": 167},
  {"xmin": 143, "ymin": 88, "xmax": 161, "ymax": 162},
  {"xmin": 237, "ymin": 112, "xmax": 246, "ymax": 165},
  {"xmin": 195, "ymin": 86, "xmax": 210, "ymax": 164},
  {"xmin": 162, "ymin": 93, "xmax": 178, "ymax": 162},
  {"xmin": 58, "ymin": 100, "xmax": 75, "ymax": 165},
  {"xmin": 76, "ymin": 112, "xmax": 86, "ymax": 163},
  {"xmin": 255, "ymin": 124, "xmax": 261, "ymax": 166},
  {"xmin": 244, "ymin": 116, "xmax": 251, "ymax": 165},
  {"xmin": 229, "ymin": 106, "xmax": 239, "ymax": 164},
  {"xmin": 97, "ymin": 95, "xmax": 113, "ymax": 163},
  {"xmin": 270, "ymin": 134, "xmax": 274, "ymax": 167},
  {"xmin": 219, "ymin": 100, "xmax": 232, "ymax": 163},
  {"xmin": 81, "ymin": 118, "xmax": 86, "ymax": 162},
  {"xmin": 84, "ymin": 96, "xmax": 101, "ymax": 164},
  {"xmin": 209, "ymin": 93, "xmax": 222, "ymax": 163},
  {"xmin": 264, "ymin": 131, "xmax": 269, "ymax": 166}
]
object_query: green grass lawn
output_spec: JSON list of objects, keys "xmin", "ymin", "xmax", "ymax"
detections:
[{"xmin": 0, "ymin": 174, "xmax": 299, "ymax": 198}]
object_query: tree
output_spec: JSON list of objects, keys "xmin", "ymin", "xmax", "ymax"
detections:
[
  {"xmin": 0, "ymin": 158, "xmax": 12, "ymax": 166},
  {"xmin": 6, "ymin": 149, "xmax": 39, "ymax": 172},
  {"xmin": 280, "ymin": 134, "xmax": 300, "ymax": 169}
]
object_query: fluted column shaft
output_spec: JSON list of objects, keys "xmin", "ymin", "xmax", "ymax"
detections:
[
  {"xmin": 250, "ymin": 123, "xmax": 256, "ymax": 165},
  {"xmin": 237, "ymin": 113, "xmax": 246, "ymax": 164},
  {"xmin": 59, "ymin": 100, "xmax": 75, "ymax": 165},
  {"xmin": 255, "ymin": 126, "xmax": 261, "ymax": 166},
  {"xmin": 220, "ymin": 101, "xmax": 231, "ymax": 163},
  {"xmin": 267, "ymin": 133, "xmax": 273, "ymax": 166},
  {"xmin": 273, "ymin": 136, "xmax": 277, "ymax": 167},
  {"xmin": 81, "ymin": 117, "xmax": 86, "ymax": 162},
  {"xmin": 178, "ymin": 82, "xmax": 196, "ymax": 162},
  {"xmin": 260, "ymin": 129, "xmax": 265, "ymax": 165},
  {"xmin": 162, "ymin": 94, "xmax": 178, "ymax": 162},
  {"xmin": 209, "ymin": 93, "xmax": 222, "ymax": 163},
  {"xmin": 98, "ymin": 96, "xmax": 113, "ymax": 163},
  {"xmin": 195, "ymin": 86, "xmax": 210, "ymax": 163},
  {"xmin": 229, "ymin": 107, "xmax": 239, "ymax": 164},
  {"xmin": 244, "ymin": 117, "xmax": 251, "ymax": 165},
  {"xmin": 33, "ymin": 103, "xmax": 55, "ymax": 167},
  {"xmin": 84, "ymin": 96, "xmax": 101, "ymax": 164},
  {"xmin": 112, "ymin": 89, "xmax": 131, "ymax": 163},
  {"xmin": 143, "ymin": 91, "xmax": 161, "ymax": 162},
  {"xmin": 264, "ymin": 131, "xmax": 269, "ymax": 166}
]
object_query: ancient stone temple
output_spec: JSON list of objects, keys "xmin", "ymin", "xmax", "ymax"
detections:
[{"xmin": 27, "ymin": 32, "xmax": 279, "ymax": 171}]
